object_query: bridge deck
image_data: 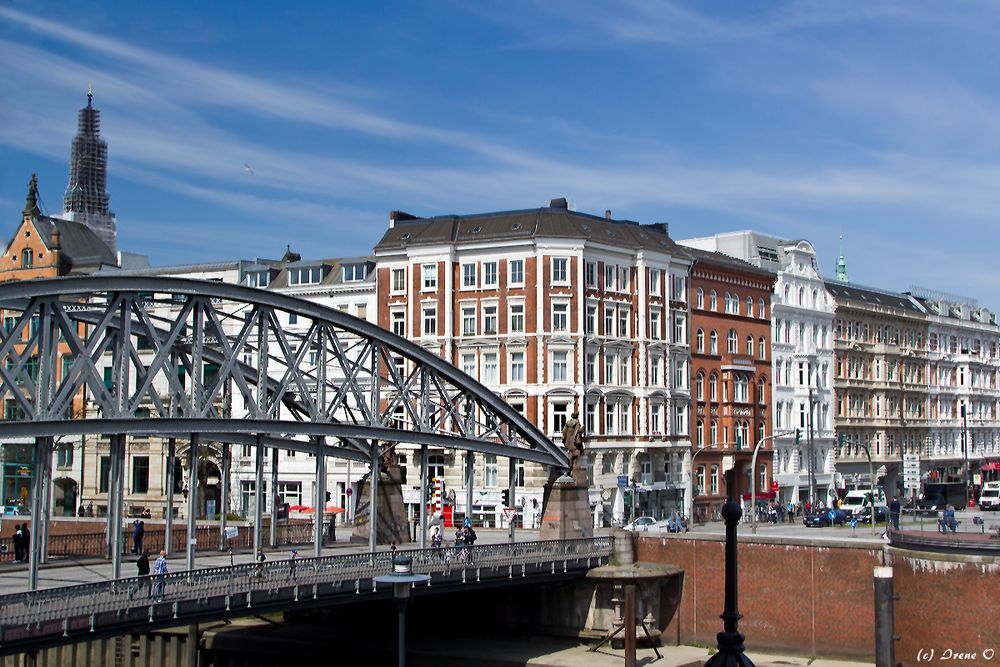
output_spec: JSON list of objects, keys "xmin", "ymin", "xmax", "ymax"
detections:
[{"xmin": 0, "ymin": 537, "xmax": 611, "ymax": 655}]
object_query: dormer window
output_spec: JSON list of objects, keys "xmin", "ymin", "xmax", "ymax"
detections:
[
  {"xmin": 342, "ymin": 263, "xmax": 367, "ymax": 282},
  {"xmin": 21, "ymin": 249, "xmax": 33, "ymax": 268},
  {"xmin": 245, "ymin": 270, "xmax": 271, "ymax": 288},
  {"xmin": 288, "ymin": 266, "xmax": 323, "ymax": 286}
]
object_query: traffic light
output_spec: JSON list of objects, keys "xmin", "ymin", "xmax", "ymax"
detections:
[
  {"xmin": 501, "ymin": 489, "xmax": 510, "ymax": 507},
  {"xmin": 794, "ymin": 428, "xmax": 801, "ymax": 445},
  {"xmin": 325, "ymin": 491, "xmax": 331, "ymax": 502}
]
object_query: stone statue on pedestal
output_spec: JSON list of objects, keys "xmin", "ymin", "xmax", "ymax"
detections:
[{"xmin": 562, "ymin": 412, "xmax": 585, "ymax": 474}]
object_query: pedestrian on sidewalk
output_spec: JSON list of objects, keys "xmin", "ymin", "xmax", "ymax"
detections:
[
  {"xmin": 130, "ymin": 551, "xmax": 151, "ymax": 599},
  {"xmin": 11, "ymin": 524, "xmax": 23, "ymax": 562},
  {"xmin": 255, "ymin": 548, "xmax": 266, "ymax": 578},
  {"xmin": 20, "ymin": 524, "xmax": 30, "ymax": 562},
  {"xmin": 889, "ymin": 497, "xmax": 901, "ymax": 531},
  {"xmin": 152, "ymin": 550, "xmax": 168, "ymax": 602}
]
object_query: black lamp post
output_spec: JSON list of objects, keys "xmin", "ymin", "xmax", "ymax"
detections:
[
  {"xmin": 704, "ymin": 467, "xmax": 755, "ymax": 667},
  {"xmin": 374, "ymin": 555, "xmax": 431, "ymax": 667}
]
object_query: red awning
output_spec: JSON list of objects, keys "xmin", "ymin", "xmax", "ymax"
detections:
[
  {"xmin": 742, "ymin": 491, "xmax": 776, "ymax": 500},
  {"xmin": 982, "ymin": 462, "xmax": 1000, "ymax": 471}
]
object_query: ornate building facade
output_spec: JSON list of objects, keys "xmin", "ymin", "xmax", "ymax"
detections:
[
  {"xmin": 678, "ymin": 245, "xmax": 775, "ymax": 521},
  {"xmin": 374, "ymin": 199, "xmax": 694, "ymax": 523}
]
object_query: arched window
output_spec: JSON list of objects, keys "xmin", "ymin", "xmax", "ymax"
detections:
[
  {"xmin": 696, "ymin": 329, "xmax": 705, "ymax": 353},
  {"xmin": 737, "ymin": 421, "xmax": 750, "ymax": 448},
  {"xmin": 696, "ymin": 420, "xmax": 704, "ymax": 446},
  {"xmin": 732, "ymin": 293, "xmax": 740, "ymax": 314},
  {"xmin": 709, "ymin": 330, "xmax": 718, "ymax": 355},
  {"xmin": 758, "ymin": 298, "xmax": 766, "ymax": 319},
  {"xmin": 709, "ymin": 374, "xmax": 718, "ymax": 401},
  {"xmin": 727, "ymin": 329, "xmax": 738, "ymax": 354},
  {"xmin": 757, "ymin": 420, "xmax": 766, "ymax": 445},
  {"xmin": 746, "ymin": 335, "xmax": 754, "ymax": 356},
  {"xmin": 746, "ymin": 296, "xmax": 753, "ymax": 317},
  {"xmin": 759, "ymin": 337, "xmax": 766, "ymax": 359},
  {"xmin": 696, "ymin": 372, "xmax": 705, "ymax": 400},
  {"xmin": 710, "ymin": 420, "xmax": 718, "ymax": 444},
  {"xmin": 758, "ymin": 376, "xmax": 766, "ymax": 404},
  {"xmin": 724, "ymin": 292, "xmax": 731, "ymax": 313},
  {"xmin": 709, "ymin": 290, "xmax": 717, "ymax": 310},
  {"xmin": 21, "ymin": 248, "xmax": 33, "ymax": 268},
  {"xmin": 812, "ymin": 289, "xmax": 818, "ymax": 307},
  {"xmin": 798, "ymin": 287, "xmax": 804, "ymax": 305},
  {"xmin": 696, "ymin": 288, "xmax": 704, "ymax": 309}
]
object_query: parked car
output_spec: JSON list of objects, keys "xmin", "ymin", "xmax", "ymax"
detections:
[
  {"xmin": 856, "ymin": 505, "xmax": 889, "ymax": 523},
  {"xmin": 623, "ymin": 516, "xmax": 658, "ymax": 532},
  {"xmin": 803, "ymin": 508, "xmax": 847, "ymax": 527},
  {"xmin": 978, "ymin": 482, "xmax": 1000, "ymax": 511}
]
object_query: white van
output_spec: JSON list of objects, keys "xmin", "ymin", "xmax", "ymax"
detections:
[
  {"xmin": 979, "ymin": 481, "xmax": 1000, "ymax": 511},
  {"xmin": 840, "ymin": 488, "xmax": 887, "ymax": 518}
]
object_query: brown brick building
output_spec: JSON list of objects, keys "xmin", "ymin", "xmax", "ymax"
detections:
[{"xmin": 686, "ymin": 247, "xmax": 775, "ymax": 521}]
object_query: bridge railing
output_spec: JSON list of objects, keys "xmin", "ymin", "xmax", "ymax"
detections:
[
  {"xmin": 0, "ymin": 524, "xmax": 316, "ymax": 562},
  {"xmin": 0, "ymin": 537, "xmax": 611, "ymax": 636}
]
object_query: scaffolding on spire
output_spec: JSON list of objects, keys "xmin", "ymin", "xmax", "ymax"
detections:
[{"xmin": 62, "ymin": 87, "xmax": 117, "ymax": 254}]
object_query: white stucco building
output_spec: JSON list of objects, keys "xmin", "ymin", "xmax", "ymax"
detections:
[{"xmin": 678, "ymin": 231, "xmax": 837, "ymax": 505}]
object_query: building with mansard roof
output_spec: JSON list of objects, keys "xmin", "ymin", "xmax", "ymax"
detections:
[{"xmin": 374, "ymin": 198, "xmax": 694, "ymax": 524}]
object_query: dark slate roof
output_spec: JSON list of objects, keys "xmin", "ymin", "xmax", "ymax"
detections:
[
  {"xmin": 681, "ymin": 246, "xmax": 776, "ymax": 279},
  {"xmin": 373, "ymin": 201, "xmax": 685, "ymax": 255},
  {"xmin": 824, "ymin": 280, "xmax": 925, "ymax": 313},
  {"xmin": 269, "ymin": 256, "xmax": 375, "ymax": 289},
  {"xmin": 33, "ymin": 215, "xmax": 116, "ymax": 268}
]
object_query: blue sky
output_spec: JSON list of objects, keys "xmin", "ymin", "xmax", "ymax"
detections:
[{"xmin": 2, "ymin": 1, "xmax": 999, "ymax": 305}]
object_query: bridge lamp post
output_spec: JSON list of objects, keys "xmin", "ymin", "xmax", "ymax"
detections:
[{"xmin": 374, "ymin": 555, "xmax": 431, "ymax": 667}]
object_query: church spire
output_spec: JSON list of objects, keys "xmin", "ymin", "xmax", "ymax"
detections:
[
  {"xmin": 62, "ymin": 87, "xmax": 116, "ymax": 253},
  {"xmin": 23, "ymin": 173, "xmax": 41, "ymax": 220},
  {"xmin": 836, "ymin": 235, "xmax": 849, "ymax": 283}
]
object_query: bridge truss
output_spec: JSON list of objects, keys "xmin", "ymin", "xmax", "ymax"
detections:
[{"xmin": 0, "ymin": 276, "xmax": 567, "ymax": 589}]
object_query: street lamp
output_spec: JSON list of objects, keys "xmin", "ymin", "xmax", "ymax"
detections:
[
  {"xmin": 703, "ymin": 466, "xmax": 755, "ymax": 667},
  {"xmin": 859, "ymin": 443, "xmax": 877, "ymax": 537},
  {"xmin": 688, "ymin": 444, "xmax": 721, "ymax": 522},
  {"xmin": 961, "ymin": 403, "xmax": 970, "ymax": 511},
  {"xmin": 374, "ymin": 555, "xmax": 431, "ymax": 667},
  {"xmin": 751, "ymin": 430, "xmax": 795, "ymax": 535}
]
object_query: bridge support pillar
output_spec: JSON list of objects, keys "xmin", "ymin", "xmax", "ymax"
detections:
[
  {"xmin": 253, "ymin": 434, "xmax": 264, "ymax": 556},
  {"xmin": 508, "ymin": 458, "xmax": 517, "ymax": 543},
  {"xmin": 110, "ymin": 433, "xmax": 126, "ymax": 580},
  {"xmin": 219, "ymin": 443, "xmax": 230, "ymax": 551},
  {"xmin": 419, "ymin": 445, "xmax": 428, "ymax": 549},
  {"xmin": 269, "ymin": 445, "xmax": 279, "ymax": 548},
  {"xmin": 314, "ymin": 438, "xmax": 326, "ymax": 557},
  {"xmin": 540, "ymin": 464, "xmax": 593, "ymax": 541},
  {"xmin": 186, "ymin": 433, "xmax": 200, "ymax": 571},
  {"xmin": 166, "ymin": 437, "xmax": 176, "ymax": 556},
  {"xmin": 39, "ymin": 437, "xmax": 52, "ymax": 565},
  {"xmin": 28, "ymin": 437, "xmax": 44, "ymax": 590}
]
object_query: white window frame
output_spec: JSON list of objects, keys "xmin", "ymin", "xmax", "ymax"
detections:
[
  {"xmin": 510, "ymin": 351, "xmax": 525, "ymax": 383},
  {"xmin": 509, "ymin": 302, "xmax": 525, "ymax": 334},
  {"xmin": 461, "ymin": 263, "xmax": 477, "ymax": 289},
  {"xmin": 508, "ymin": 259, "xmax": 524, "ymax": 286},
  {"xmin": 482, "ymin": 261, "xmax": 498, "ymax": 288},
  {"xmin": 461, "ymin": 305, "xmax": 476, "ymax": 337},
  {"xmin": 552, "ymin": 257, "xmax": 569, "ymax": 284},
  {"xmin": 422, "ymin": 304, "xmax": 437, "ymax": 336},
  {"xmin": 391, "ymin": 267, "xmax": 406, "ymax": 294},
  {"xmin": 421, "ymin": 264, "xmax": 437, "ymax": 291},
  {"xmin": 552, "ymin": 301, "xmax": 569, "ymax": 332},
  {"xmin": 482, "ymin": 303, "xmax": 498, "ymax": 335}
]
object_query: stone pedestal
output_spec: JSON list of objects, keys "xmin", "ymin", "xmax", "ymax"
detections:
[
  {"xmin": 540, "ymin": 472, "xmax": 593, "ymax": 541},
  {"xmin": 351, "ymin": 468, "xmax": 411, "ymax": 545}
]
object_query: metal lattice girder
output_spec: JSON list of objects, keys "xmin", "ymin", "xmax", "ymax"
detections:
[{"xmin": 0, "ymin": 276, "xmax": 567, "ymax": 468}]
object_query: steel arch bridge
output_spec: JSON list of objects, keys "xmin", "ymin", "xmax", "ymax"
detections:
[{"xmin": 0, "ymin": 276, "xmax": 567, "ymax": 588}]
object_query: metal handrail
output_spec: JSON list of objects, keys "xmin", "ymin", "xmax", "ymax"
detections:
[{"xmin": 0, "ymin": 537, "xmax": 611, "ymax": 632}]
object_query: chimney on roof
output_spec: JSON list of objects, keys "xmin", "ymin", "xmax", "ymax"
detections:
[
  {"xmin": 605, "ymin": 210, "xmax": 612, "ymax": 220},
  {"xmin": 389, "ymin": 210, "xmax": 418, "ymax": 228},
  {"xmin": 549, "ymin": 197, "xmax": 568, "ymax": 209}
]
